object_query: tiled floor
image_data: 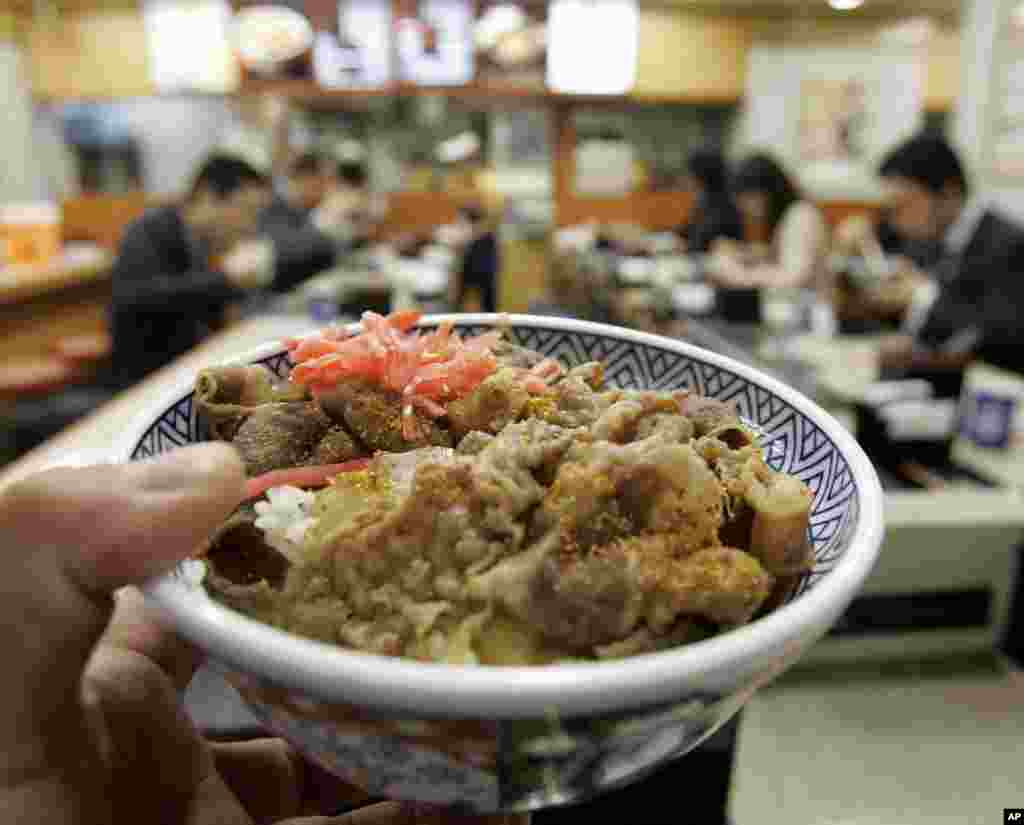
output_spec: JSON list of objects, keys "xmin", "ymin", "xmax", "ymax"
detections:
[{"xmin": 730, "ymin": 666, "xmax": 1024, "ymax": 825}]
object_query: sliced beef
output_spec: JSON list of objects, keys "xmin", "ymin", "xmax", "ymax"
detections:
[
  {"xmin": 231, "ymin": 402, "xmax": 333, "ymax": 477},
  {"xmin": 447, "ymin": 368, "xmax": 530, "ymax": 439},
  {"xmin": 525, "ymin": 547, "xmax": 642, "ymax": 650},
  {"xmin": 316, "ymin": 379, "xmax": 451, "ymax": 453},
  {"xmin": 638, "ymin": 546, "xmax": 774, "ymax": 627},
  {"xmin": 196, "ymin": 365, "xmax": 306, "ymax": 440},
  {"xmin": 456, "ymin": 431, "xmax": 495, "ymax": 456},
  {"xmin": 590, "ymin": 393, "xmax": 686, "ymax": 443},
  {"xmin": 562, "ymin": 362, "xmax": 605, "ymax": 390},
  {"xmin": 312, "ymin": 426, "xmax": 364, "ymax": 465},
  {"xmin": 492, "ymin": 340, "xmax": 546, "ymax": 371},
  {"xmin": 675, "ymin": 395, "xmax": 749, "ymax": 446},
  {"xmin": 286, "ymin": 421, "xmax": 580, "ymax": 657},
  {"xmin": 202, "ymin": 508, "xmax": 291, "ymax": 613}
]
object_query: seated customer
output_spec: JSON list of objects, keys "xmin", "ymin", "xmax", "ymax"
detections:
[
  {"xmin": 678, "ymin": 148, "xmax": 744, "ymax": 254},
  {"xmin": 321, "ymin": 161, "xmax": 381, "ymax": 250},
  {"xmin": 438, "ymin": 132, "xmax": 504, "ymax": 313},
  {"xmin": 876, "ymin": 133, "xmax": 1024, "ymax": 376},
  {"xmin": 709, "ymin": 153, "xmax": 829, "ymax": 292},
  {"xmin": 258, "ymin": 151, "xmax": 339, "ymax": 293},
  {"xmin": 106, "ymin": 154, "xmax": 272, "ymax": 390}
]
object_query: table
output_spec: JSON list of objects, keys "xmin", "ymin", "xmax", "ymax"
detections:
[
  {"xmin": 0, "ymin": 245, "xmax": 113, "ymax": 377},
  {"xmin": 270, "ymin": 249, "xmax": 453, "ymax": 319},
  {"xmin": 0, "ymin": 244, "xmax": 111, "ymax": 305}
]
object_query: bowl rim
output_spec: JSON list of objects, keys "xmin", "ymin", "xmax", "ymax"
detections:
[{"xmin": 138, "ymin": 313, "xmax": 884, "ymax": 719}]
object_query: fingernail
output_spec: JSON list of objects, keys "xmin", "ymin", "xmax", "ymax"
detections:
[{"xmin": 135, "ymin": 444, "xmax": 239, "ymax": 493}]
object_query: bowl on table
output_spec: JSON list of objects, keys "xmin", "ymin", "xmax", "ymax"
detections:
[{"xmin": 129, "ymin": 314, "xmax": 883, "ymax": 813}]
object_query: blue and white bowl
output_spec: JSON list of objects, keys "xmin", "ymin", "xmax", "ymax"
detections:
[{"xmin": 132, "ymin": 315, "xmax": 884, "ymax": 813}]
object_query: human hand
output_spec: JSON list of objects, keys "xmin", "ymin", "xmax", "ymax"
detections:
[
  {"xmin": 262, "ymin": 94, "xmax": 290, "ymax": 130},
  {"xmin": 223, "ymin": 238, "xmax": 275, "ymax": 290},
  {"xmin": 705, "ymin": 245, "xmax": 751, "ymax": 288},
  {"xmin": 833, "ymin": 215, "xmax": 876, "ymax": 257},
  {"xmin": 877, "ymin": 334, "xmax": 915, "ymax": 371},
  {"xmin": 0, "ymin": 444, "xmax": 526, "ymax": 825}
]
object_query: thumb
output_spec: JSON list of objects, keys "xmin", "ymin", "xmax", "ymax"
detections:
[{"xmin": 0, "ymin": 444, "xmax": 244, "ymax": 738}]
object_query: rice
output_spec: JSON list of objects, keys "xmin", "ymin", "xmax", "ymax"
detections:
[{"xmin": 253, "ymin": 485, "xmax": 318, "ymax": 563}]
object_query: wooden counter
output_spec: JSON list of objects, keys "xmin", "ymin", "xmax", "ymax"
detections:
[
  {"xmin": 0, "ymin": 245, "xmax": 113, "ymax": 368},
  {"xmin": 0, "ymin": 245, "xmax": 112, "ymax": 305}
]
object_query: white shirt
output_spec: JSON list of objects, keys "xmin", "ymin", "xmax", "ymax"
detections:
[{"xmin": 773, "ymin": 201, "xmax": 830, "ymax": 291}]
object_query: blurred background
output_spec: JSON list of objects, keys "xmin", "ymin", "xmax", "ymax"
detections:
[{"xmin": 1, "ymin": 2, "xmax": 1024, "ymax": 824}]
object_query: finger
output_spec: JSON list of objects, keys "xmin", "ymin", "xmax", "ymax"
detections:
[
  {"xmin": 212, "ymin": 739, "xmax": 374, "ymax": 821},
  {"xmin": 84, "ymin": 644, "xmax": 217, "ymax": 822},
  {"xmin": 212, "ymin": 739, "xmax": 300, "ymax": 824},
  {"xmin": 400, "ymin": 805, "xmax": 530, "ymax": 825},
  {"xmin": 0, "ymin": 444, "xmax": 244, "ymax": 739},
  {"xmin": 295, "ymin": 753, "xmax": 375, "ymax": 816},
  {"xmin": 291, "ymin": 802, "xmax": 404, "ymax": 825},
  {"xmin": 101, "ymin": 586, "xmax": 204, "ymax": 691}
]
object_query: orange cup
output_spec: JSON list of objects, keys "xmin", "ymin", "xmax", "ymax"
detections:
[{"xmin": 1, "ymin": 203, "xmax": 61, "ymax": 266}]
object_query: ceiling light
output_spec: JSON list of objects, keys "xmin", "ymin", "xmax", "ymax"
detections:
[{"xmin": 828, "ymin": 0, "xmax": 865, "ymax": 10}]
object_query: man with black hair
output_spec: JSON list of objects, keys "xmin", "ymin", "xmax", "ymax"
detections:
[
  {"xmin": 318, "ymin": 160, "xmax": 379, "ymax": 250},
  {"xmin": 107, "ymin": 153, "xmax": 272, "ymax": 388},
  {"xmin": 877, "ymin": 133, "xmax": 1024, "ymax": 375},
  {"xmin": 258, "ymin": 151, "xmax": 340, "ymax": 293}
]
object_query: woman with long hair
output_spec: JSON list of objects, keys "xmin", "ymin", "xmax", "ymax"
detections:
[
  {"xmin": 679, "ymin": 147, "xmax": 744, "ymax": 253},
  {"xmin": 711, "ymin": 153, "xmax": 829, "ymax": 291}
]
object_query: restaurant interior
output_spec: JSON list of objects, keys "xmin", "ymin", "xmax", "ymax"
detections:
[{"xmin": 1, "ymin": 1, "xmax": 1023, "ymax": 823}]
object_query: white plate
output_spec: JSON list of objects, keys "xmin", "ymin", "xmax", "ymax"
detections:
[{"xmin": 234, "ymin": 5, "xmax": 313, "ymax": 73}]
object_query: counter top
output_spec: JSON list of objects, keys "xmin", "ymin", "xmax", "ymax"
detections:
[{"xmin": 0, "ymin": 245, "xmax": 113, "ymax": 305}]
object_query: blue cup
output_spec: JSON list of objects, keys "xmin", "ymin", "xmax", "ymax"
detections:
[{"xmin": 960, "ymin": 391, "xmax": 1017, "ymax": 449}]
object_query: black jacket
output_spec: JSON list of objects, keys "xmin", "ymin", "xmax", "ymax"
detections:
[
  {"xmin": 106, "ymin": 206, "xmax": 240, "ymax": 390},
  {"xmin": 679, "ymin": 193, "xmax": 744, "ymax": 254},
  {"xmin": 258, "ymin": 195, "xmax": 337, "ymax": 294},
  {"xmin": 918, "ymin": 210, "xmax": 1024, "ymax": 374}
]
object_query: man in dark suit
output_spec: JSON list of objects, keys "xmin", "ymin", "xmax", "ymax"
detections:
[
  {"xmin": 258, "ymin": 151, "xmax": 339, "ymax": 294},
  {"xmin": 106, "ymin": 154, "xmax": 272, "ymax": 389},
  {"xmin": 877, "ymin": 133, "xmax": 1024, "ymax": 376}
]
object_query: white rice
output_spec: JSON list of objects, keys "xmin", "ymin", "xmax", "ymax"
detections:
[{"xmin": 253, "ymin": 485, "xmax": 318, "ymax": 564}]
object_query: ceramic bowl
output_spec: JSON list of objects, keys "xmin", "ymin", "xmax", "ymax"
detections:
[{"xmin": 134, "ymin": 314, "xmax": 884, "ymax": 813}]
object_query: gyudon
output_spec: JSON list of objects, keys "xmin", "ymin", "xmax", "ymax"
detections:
[{"xmin": 194, "ymin": 312, "xmax": 813, "ymax": 664}]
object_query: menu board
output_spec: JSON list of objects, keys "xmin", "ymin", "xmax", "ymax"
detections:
[
  {"xmin": 144, "ymin": 0, "xmax": 238, "ymax": 93},
  {"xmin": 474, "ymin": 1, "xmax": 548, "ymax": 92},
  {"xmin": 991, "ymin": 12, "xmax": 1024, "ymax": 179},
  {"xmin": 395, "ymin": 0, "xmax": 474, "ymax": 87},
  {"xmin": 313, "ymin": 1, "xmax": 393, "ymax": 89},
  {"xmin": 546, "ymin": 0, "xmax": 637, "ymax": 95}
]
